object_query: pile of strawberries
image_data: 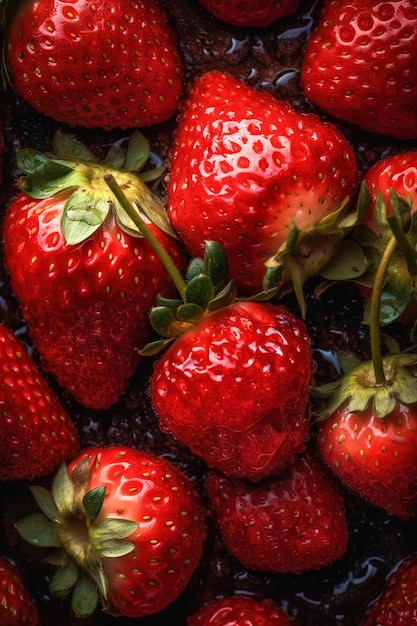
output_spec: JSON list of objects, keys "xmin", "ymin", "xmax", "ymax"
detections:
[{"xmin": 0, "ymin": 0, "xmax": 417, "ymax": 625}]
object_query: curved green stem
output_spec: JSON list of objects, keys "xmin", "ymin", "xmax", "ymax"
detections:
[
  {"xmin": 370, "ymin": 235, "xmax": 398, "ymax": 384},
  {"xmin": 386, "ymin": 213, "xmax": 417, "ymax": 276},
  {"xmin": 104, "ymin": 173, "xmax": 187, "ymax": 300}
]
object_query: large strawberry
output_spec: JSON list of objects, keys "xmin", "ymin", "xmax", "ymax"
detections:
[
  {"xmin": 300, "ymin": 0, "xmax": 417, "ymax": 140},
  {"xmin": 197, "ymin": 0, "xmax": 301, "ymax": 28},
  {"xmin": 0, "ymin": 556, "xmax": 41, "ymax": 625},
  {"xmin": 205, "ymin": 453, "xmax": 349, "ymax": 574},
  {"xmin": 166, "ymin": 70, "xmax": 359, "ymax": 312},
  {"xmin": 104, "ymin": 179, "xmax": 313, "ymax": 482},
  {"xmin": 188, "ymin": 594, "xmax": 295, "ymax": 626},
  {"xmin": 3, "ymin": 0, "xmax": 184, "ymax": 129},
  {"xmin": 0, "ymin": 323, "xmax": 79, "ymax": 481},
  {"xmin": 3, "ymin": 131, "xmax": 184, "ymax": 410},
  {"xmin": 16, "ymin": 445, "xmax": 206, "ymax": 618},
  {"xmin": 361, "ymin": 555, "xmax": 417, "ymax": 625}
]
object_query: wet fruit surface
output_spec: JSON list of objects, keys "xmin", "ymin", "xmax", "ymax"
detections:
[{"xmin": 0, "ymin": 1, "xmax": 416, "ymax": 624}]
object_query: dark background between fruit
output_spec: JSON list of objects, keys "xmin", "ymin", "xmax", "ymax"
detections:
[{"xmin": 0, "ymin": 0, "xmax": 416, "ymax": 624}]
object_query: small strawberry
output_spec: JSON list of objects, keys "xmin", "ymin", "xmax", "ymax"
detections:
[
  {"xmin": 3, "ymin": 131, "xmax": 184, "ymax": 410},
  {"xmin": 197, "ymin": 0, "xmax": 301, "ymax": 28},
  {"xmin": 300, "ymin": 0, "xmax": 417, "ymax": 140},
  {"xmin": 316, "ymin": 354, "xmax": 417, "ymax": 520},
  {"xmin": 205, "ymin": 453, "xmax": 349, "ymax": 574},
  {"xmin": 0, "ymin": 323, "xmax": 79, "ymax": 482},
  {"xmin": 0, "ymin": 556, "xmax": 41, "ymax": 625},
  {"xmin": 361, "ymin": 555, "xmax": 417, "ymax": 625},
  {"xmin": 4, "ymin": 0, "xmax": 184, "ymax": 129},
  {"xmin": 188, "ymin": 594, "xmax": 295, "ymax": 626},
  {"xmin": 166, "ymin": 70, "xmax": 359, "ymax": 312},
  {"xmin": 353, "ymin": 152, "xmax": 417, "ymax": 331},
  {"xmin": 15, "ymin": 445, "xmax": 206, "ymax": 618}
]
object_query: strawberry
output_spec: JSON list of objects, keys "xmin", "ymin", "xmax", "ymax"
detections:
[
  {"xmin": 102, "ymin": 181, "xmax": 313, "ymax": 481},
  {"xmin": 151, "ymin": 298, "xmax": 312, "ymax": 482},
  {"xmin": 197, "ymin": 0, "xmax": 301, "ymax": 28},
  {"xmin": 353, "ymin": 152, "xmax": 417, "ymax": 330},
  {"xmin": 15, "ymin": 445, "xmax": 206, "ymax": 618},
  {"xmin": 0, "ymin": 323, "xmax": 79, "ymax": 482},
  {"xmin": 166, "ymin": 70, "xmax": 359, "ymax": 310},
  {"xmin": 3, "ymin": 132, "xmax": 184, "ymax": 410},
  {"xmin": 205, "ymin": 452, "xmax": 349, "ymax": 574},
  {"xmin": 4, "ymin": 0, "xmax": 184, "ymax": 129},
  {"xmin": 0, "ymin": 556, "xmax": 41, "ymax": 625},
  {"xmin": 316, "ymin": 354, "xmax": 417, "ymax": 520},
  {"xmin": 300, "ymin": 0, "xmax": 417, "ymax": 140},
  {"xmin": 187, "ymin": 594, "xmax": 295, "ymax": 626},
  {"xmin": 361, "ymin": 555, "xmax": 417, "ymax": 625}
]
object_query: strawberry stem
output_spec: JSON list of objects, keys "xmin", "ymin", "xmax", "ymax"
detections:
[
  {"xmin": 369, "ymin": 235, "xmax": 398, "ymax": 384},
  {"xmin": 386, "ymin": 213, "xmax": 417, "ymax": 276},
  {"xmin": 104, "ymin": 173, "xmax": 187, "ymax": 300}
]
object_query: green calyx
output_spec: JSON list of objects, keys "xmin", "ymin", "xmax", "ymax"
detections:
[
  {"xmin": 313, "ymin": 353, "xmax": 417, "ymax": 420},
  {"xmin": 16, "ymin": 130, "xmax": 176, "ymax": 245},
  {"xmin": 263, "ymin": 194, "xmax": 367, "ymax": 317},
  {"xmin": 15, "ymin": 458, "xmax": 138, "ymax": 617}
]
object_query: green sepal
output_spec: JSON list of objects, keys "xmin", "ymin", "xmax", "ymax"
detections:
[
  {"xmin": 71, "ymin": 571, "xmax": 99, "ymax": 618},
  {"xmin": 139, "ymin": 337, "xmax": 175, "ymax": 356},
  {"xmin": 187, "ymin": 257, "xmax": 206, "ymax": 282},
  {"xmin": 207, "ymin": 280, "xmax": 237, "ymax": 311},
  {"xmin": 319, "ymin": 239, "xmax": 369, "ymax": 281},
  {"xmin": 51, "ymin": 463, "xmax": 76, "ymax": 516},
  {"xmin": 313, "ymin": 353, "xmax": 417, "ymax": 420},
  {"xmin": 49, "ymin": 556, "xmax": 80, "ymax": 598},
  {"xmin": 150, "ymin": 306, "xmax": 177, "ymax": 337},
  {"xmin": 176, "ymin": 302, "xmax": 205, "ymax": 323},
  {"xmin": 30, "ymin": 485, "xmax": 59, "ymax": 521},
  {"xmin": 15, "ymin": 513, "xmax": 61, "ymax": 547},
  {"xmin": 363, "ymin": 279, "xmax": 411, "ymax": 327},
  {"xmin": 204, "ymin": 240, "xmax": 229, "ymax": 288},
  {"xmin": 83, "ymin": 487, "xmax": 106, "ymax": 523},
  {"xmin": 185, "ymin": 274, "xmax": 214, "ymax": 309},
  {"xmin": 53, "ymin": 130, "xmax": 97, "ymax": 163},
  {"xmin": 17, "ymin": 149, "xmax": 81, "ymax": 199},
  {"xmin": 91, "ymin": 518, "xmax": 138, "ymax": 557},
  {"xmin": 155, "ymin": 294, "xmax": 183, "ymax": 312},
  {"xmin": 263, "ymin": 264, "xmax": 283, "ymax": 291},
  {"xmin": 62, "ymin": 189, "xmax": 110, "ymax": 245}
]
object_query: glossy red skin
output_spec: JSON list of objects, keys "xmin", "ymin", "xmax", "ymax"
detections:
[
  {"xmin": 0, "ymin": 323, "xmax": 79, "ymax": 481},
  {"xmin": 363, "ymin": 151, "xmax": 417, "ymax": 228},
  {"xmin": 67, "ymin": 446, "xmax": 206, "ymax": 618},
  {"xmin": 205, "ymin": 453, "xmax": 349, "ymax": 574},
  {"xmin": 3, "ymin": 192, "xmax": 183, "ymax": 410},
  {"xmin": 167, "ymin": 71, "xmax": 358, "ymax": 295},
  {"xmin": 197, "ymin": 0, "xmax": 301, "ymax": 28},
  {"xmin": 319, "ymin": 401, "xmax": 417, "ymax": 520},
  {"xmin": 0, "ymin": 557, "xmax": 41, "ymax": 625},
  {"xmin": 187, "ymin": 594, "xmax": 295, "ymax": 625},
  {"xmin": 151, "ymin": 301, "xmax": 312, "ymax": 482},
  {"xmin": 6, "ymin": 0, "xmax": 183, "ymax": 129},
  {"xmin": 361, "ymin": 555, "xmax": 417, "ymax": 625},
  {"xmin": 301, "ymin": 0, "xmax": 417, "ymax": 140}
]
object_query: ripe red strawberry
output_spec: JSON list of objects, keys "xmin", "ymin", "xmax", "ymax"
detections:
[
  {"xmin": 151, "ymin": 299, "xmax": 312, "ymax": 482},
  {"xmin": 300, "ymin": 0, "xmax": 417, "ymax": 140},
  {"xmin": 357, "ymin": 151, "xmax": 417, "ymax": 329},
  {"xmin": 361, "ymin": 555, "xmax": 417, "ymax": 625},
  {"xmin": 205, "ymin": 453, "xmax": 349, "ymax": 574},
  {"xmin": 317, "ymin": 354, "xmax": 417, "ymax": 520},
  {"xmin": 4, "ymin": 0, "xmax": 184, "ymax": 129},
  {"xmin": 197, "ymin": 0, "xmax": 301, "ymax": 28},
  {"xmin": 0, "ymin": 323, "xmax": 79, "ymax": 481},
  {"xmin": 167, "ymin": 70, "xmax": 359, "ymax": 305},
  {"xmin": 16, "ymin": 445, "xmax": 206, "ymax": 618},
  {"xmin": 0, "ymin": 556, "xmax": 41, "ymax": 625},
  {"xmin": 3, "ymin": 132, "xmax": 183, "ymax": 410},
  {"xmin": 188, "ymin": 594, "xmax": 295, "ymax": 626}
]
